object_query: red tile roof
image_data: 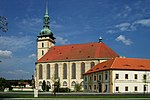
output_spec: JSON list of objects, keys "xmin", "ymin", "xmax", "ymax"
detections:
[
  {"xmin": 84, "ymin": 57, "xmax": 150, "ymax": 75},
  {"xmin": 38, "ymin": 42, "xmax": 119, "ymax": 62}
]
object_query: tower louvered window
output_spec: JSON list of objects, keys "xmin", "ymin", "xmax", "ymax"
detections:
[
  {"xmin": 42, "ymin": 50, "xmax": 44, "ymax": 55},
  {"xmin": 42, "ymin": 43, "xmax": 44, "ymax": 47}
]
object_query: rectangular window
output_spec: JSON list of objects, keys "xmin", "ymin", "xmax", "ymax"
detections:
[
  {"xmin": 116, "ymin": 87, "xmax": 119, "ymax": 91},
  {"xmin": 115, "ymin": 74, "xmax": 119, "ymax": 79},
  {"xmin": 125, "ymin": 86, "xmax": 128, "ymax": 91},
  {"xmin": 84, "ymin": 85, "xmax": 87, "ymax": 90},
  {"xmin": 94, "ymin": 75, "xmax": 96, "ymax": 81},
  {"xmin": 105, "ymin": 84, "xmax": 107, "ymax": 91},
  {"xmin": 134, "ymin": 86, "xmax": 138, "ymax": 91},
  {"xmin": 143, "ymin": 74, "xmax": 146, "ymax": 80},
  {"xmin": 125, "ymin": 74, "xmax": 128, "ymax": 79},
  {"xmin": 105, "ymin": 73, "xmax": 108, "ymax": 80},
  {"xmin": 134, "ymin": 74, "xmax": 138, "ymax": 79},
  {"xmin": 144, "ymin": 85, "xmax": 146, "ymax": 91},
  {"xmin": 94, "ymin": 85, "xmax": 96, "ymax": 90},
  {"xmin": 85, "ymin": 76, "xmax": 87, "ymax": 82},
  {"xmin": 89, "ymin": 85, "xmax": 92, "ymax": 90},
  {"xmin": 99, "ymin": 74, "xmax": 101, "ymax": 80},
  {"xmin": 90, "ymin": 76, "xmax": 92, "ymax": 82}
]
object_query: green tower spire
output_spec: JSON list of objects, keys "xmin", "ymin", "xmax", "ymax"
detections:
[{"xmin": 40, "ymin": 0, "xmax": 53, "ymax": 36}]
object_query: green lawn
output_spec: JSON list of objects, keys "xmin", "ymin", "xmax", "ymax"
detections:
[{"xmin": 0, "ymin": 92, "xmax": 150, "ymax": 98}]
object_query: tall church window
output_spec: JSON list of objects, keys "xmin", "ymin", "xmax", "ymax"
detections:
[
  {"xmin": 55, "ymin": 64, "xmax": 59, "ymax": 79},
  {"xmin": 47, "ymin": 64, "xmax": 50, "ymax": 79},
  {"xmin": 39, "ymin": 64, "xmax": 43, "ymax": 79},
  {"xmin": 91, "ymin": 62, "xmax": 95, "ymax": 68},
  {"xmin": 72, "ymin": 63, "xmax": 76, "ymax": 79},
  {"xmin": 42, "ymin": 50, "xmax": 44, "ymax": 55},
  {"xmin": 63, "ymin": 63, "xmax": 67, "ymax": 79},
  {"xmin": 81, "ymin": 62, "xmax": 85, "ymax": 79},
  {"xmin": 42, "ymin": 43, "xmax": 44, "ymax": 47}
]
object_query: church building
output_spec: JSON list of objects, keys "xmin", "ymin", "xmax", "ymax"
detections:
[{"xmin": 35, "ymin": 1, "xmax": 119, "ymax": 90}]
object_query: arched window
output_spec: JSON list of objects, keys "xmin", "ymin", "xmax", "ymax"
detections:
[
  {"xmin": 39, "ymin": 64, "xmax": 43, "ymax": 79},
  {"xmin": 71, "ymin": 81, "xmax": 76, "ymax": 86},
  {"xmin": 72, "ymin": 63, "xmax": 76, "ymax": 79},
  {"xmin": 81, "ymin": 62, "xmax": 85, "ymax": 79},
  {"xmin": 47, "ymin": 81, "xmax": 51, "ymax": 89},
  {"xmin": 80, "ymin": 81, "xmax": 84, "ymax": 86},
  {"xmin": 63, "ymin": 63, "xmax": 67, "ymax": 79},
  {"xmin": 91, "ymin": 62, "xmax": 95, "ymax": 68},
  {"xmin": 55, "ymin": 64, "xmax": 59, "ymax": 79},
  {"xmin": 39, "ymin": 81, "xmax": 42, "ymax": 86},
  {"xmin": 42, "ymin": 50, "xmax": 44, "ymax": 55},
  {"xmin": 42, "ymin": 43, "xmax": 44, "ymax": 47},
  {"xmin": 47, "ymin": 64, "xmax": 50, "ymax": 79},
  {"xmin": 63, "ymin": 81, "xmax": 67, "ymax": 86}
]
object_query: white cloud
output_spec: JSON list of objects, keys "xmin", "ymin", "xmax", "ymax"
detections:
[
  {"xmin": 51, "ymin": 20, "xmax": 63, "ymax": 28},
  {"xmin": 107, "ymin": 30, "xmax": 116, "ymax": 34},
  {"xmin": 115, "ymin": 23, "xmax": 131, "ymax": 31},
  {"xmin": 17, "ymin": 16, "xmax": 42, "ymax": 32},
  {"xmin": 0, "ymin": 50, "xmax": 12, "ymax": 58},
  {"xmin": 21, "ymin": 18, "xmax": 42, "ymax": 26},
  {"xmin": 0, "ymin": 36, "xmax": 33, "ymax": 51},
  {"xmin": 55, "ymin": 36, "xmax": 69, "ymax": 45},
  {"xmin": 116, "ymin": 5, "xmax": 132, "ymax": 18},
  {"xmin": 134, "ymin": 19, "xmax": 150, "ymax": 27},
  {"xmin": 28, "ymin": 53, "xmax": 36, "ymax": 58},
  {"xmin": 125, "ymin": 5, "xmax": 132, "ymax": 12},
  {"xmin": 7, "ymin": 69, "xmax": 29, "ymax": 75},
  {"xmin": 110, "ymin": 18, "xmax": 150, "ymax": 33},
  {"xmin": 116, "ymin": 35, "xmax": 133, "ymax": 45}
]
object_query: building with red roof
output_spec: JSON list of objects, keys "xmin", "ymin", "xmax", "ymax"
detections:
[
  {"xmin": 83, "ymin": 57, "xmax": 150, "ymax": 93},
  {"xmin": 35, "ymin": 1, "xmax": 119, "ymax": 91}
]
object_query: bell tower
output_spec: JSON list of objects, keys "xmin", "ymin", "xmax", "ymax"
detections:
[{"xmin": 37, "ymin": 0, "xmax": 55, "ymax": 60}]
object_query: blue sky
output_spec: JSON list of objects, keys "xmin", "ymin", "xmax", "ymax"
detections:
[{"xmin": 0, "ymin": 0, "xmax": 150, "ymax": 80}]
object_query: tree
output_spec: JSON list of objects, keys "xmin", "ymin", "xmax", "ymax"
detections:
[
  {"xmin": 42, "ymin": 80, "xmax": 46, "ymax": 91},
  {"xmin": 0, "ymin": 16, "xmax": 8, "ymax": 32},
  {"xmin": 0, "ymin": 77, "xmax": 6, "ymax": 90},
  {"xmin": 46, "ymin": 85, "xmax": 50, "ymax": 91},
  {"xmin": 0, "ymin": 77, "xmax": 12, "ymax": 91},
  {"xmin": 74, "ymin": 83, "xmax": 81, "ymax": 92}
]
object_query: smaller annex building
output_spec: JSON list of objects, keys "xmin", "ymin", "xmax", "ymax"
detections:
[{"xmin": 83, "ymin": 57, "xmax": 150, "ymax": 93}]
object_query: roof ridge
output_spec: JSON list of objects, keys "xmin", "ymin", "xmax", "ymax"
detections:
[
  {"xmin": 110, "ymin": 57, "xmax": 118, "ymax": 69},
  {"xmin": 53, "ymin": 42, "xmax": 98, "ymax": 47}
]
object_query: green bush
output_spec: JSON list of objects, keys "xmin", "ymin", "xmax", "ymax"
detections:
[
  {"xmin": 46, "ymin": 85, "xmax": 50, "ymax": 91},
  {"xmin": 58, "ymin": 87, "xmax": 70, "ymax": 92},
  {"xmin": 74, "ymin": 83, "xmax": 81, "ymax": 92}
]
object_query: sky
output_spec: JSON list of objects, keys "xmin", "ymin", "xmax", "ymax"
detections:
[{"xmin": 0, "ymin": 0, "xmax": 150, "ymax": 80}]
